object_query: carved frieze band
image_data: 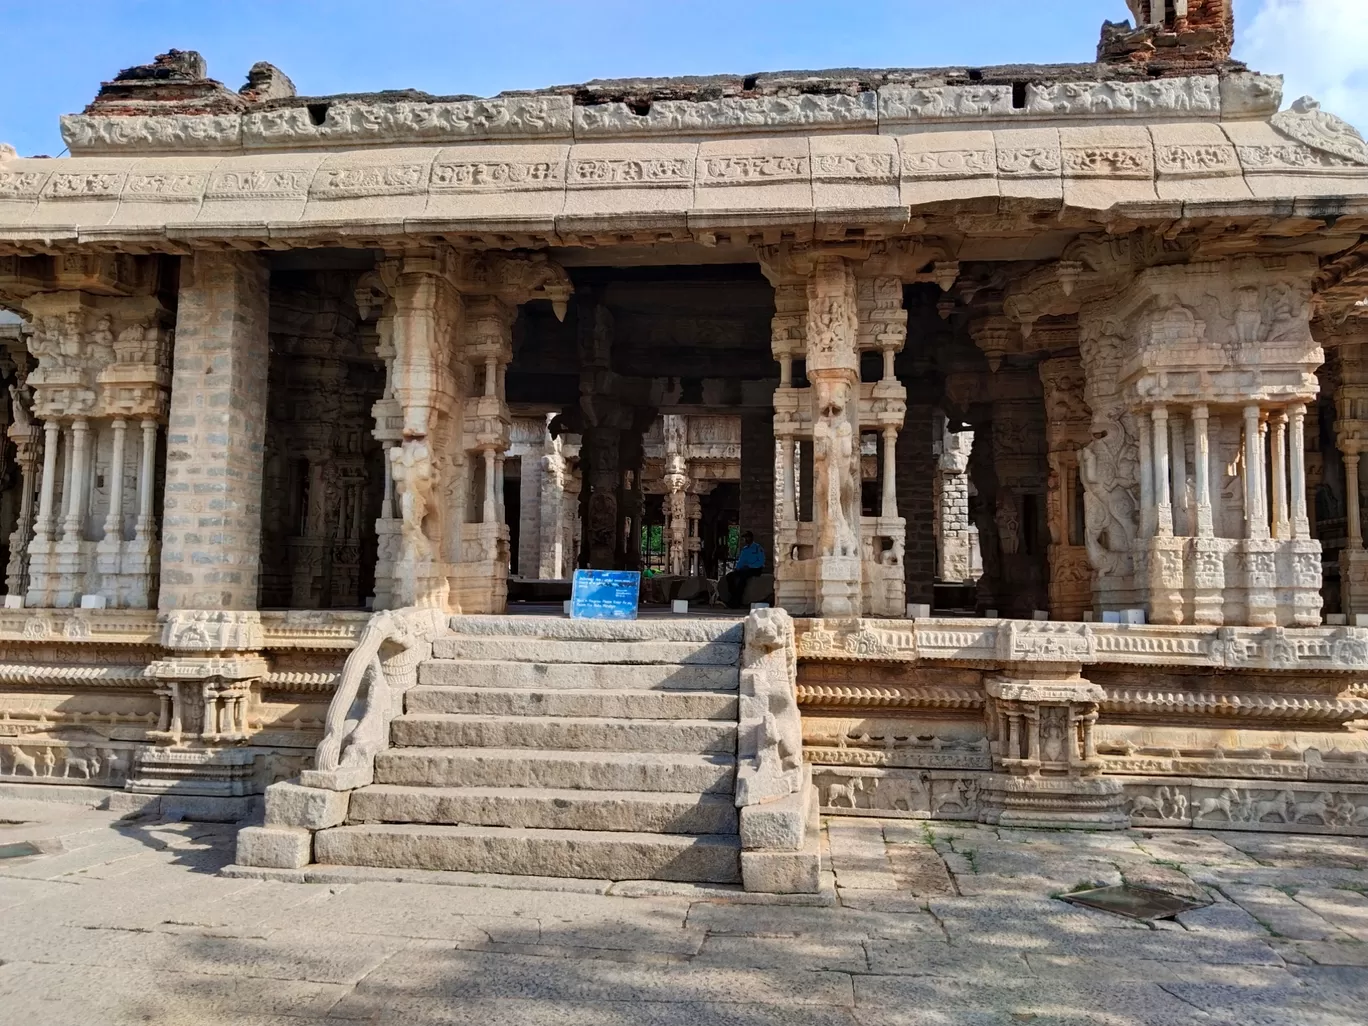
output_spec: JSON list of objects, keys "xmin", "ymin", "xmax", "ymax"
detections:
[
  {"xmin": 794, "ymin": 617, "xmax": 1368, "ymax": 672},
  {"xmin": 52, "ymin": 73, "xmax": 1292, "ymax": 156}
]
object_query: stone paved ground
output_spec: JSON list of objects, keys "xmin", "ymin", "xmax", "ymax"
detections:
[{"xmin": 2, "ymin": 798, "xmax": 1367, "ymax": 1025}]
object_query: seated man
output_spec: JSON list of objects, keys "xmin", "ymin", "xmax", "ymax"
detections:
[{"xmin": 722, "ymin": 531, "xmax": 765, "ymax": 609}]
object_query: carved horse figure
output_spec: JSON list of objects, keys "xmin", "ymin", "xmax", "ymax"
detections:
[
  {"xmin": 1128, "ymin": 786, "xmax": 1171, "ymax": 819},
  {"xmin": 62, "ymin": 749, "xmax": 91, "ymax": 779},
  {"xmin": 1249, "ymin": 789, "xmax": 1294, "ymax": 823},
  {"xmin": 1290, "ymin": 792, "xmax": 1333, "ymax": 825},
  {"xmin": 825, "ymin": 776, "xmax": 868, "ymax": 809},
  {"xmin": 8, "ymin": 747, "xmax": 36, "ymax": 776},
  {"xmin": 1196, "ymin": 787, "xmax": 1240, "ymax": 821}
]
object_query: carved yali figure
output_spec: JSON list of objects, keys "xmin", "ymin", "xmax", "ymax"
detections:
[
  {"xmin": 1271, "ymin": 96, "xmax": 1368, "ymax": 165},
  {"xmin": 314, "ymin": 607, "xmax": 445, "ymax": 779},
  {"xmin": 735, "ymin": 607, "xmax": 803, "ymax": 806}
]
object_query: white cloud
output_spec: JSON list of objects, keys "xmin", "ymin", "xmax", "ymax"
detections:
[{"xmin": 1238, "ymin": 0, "xmax": 1368, "ymax": 131}]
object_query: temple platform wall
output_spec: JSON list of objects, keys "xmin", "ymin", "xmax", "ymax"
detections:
[{"xmin": 4, "ymin": 605, "xmax": 1367, "ymax": 835}]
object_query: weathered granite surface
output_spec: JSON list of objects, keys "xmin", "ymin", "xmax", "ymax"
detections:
[{"xmin": 2, "ymin": 797, "xmax": 1366, "ymax": 1025}]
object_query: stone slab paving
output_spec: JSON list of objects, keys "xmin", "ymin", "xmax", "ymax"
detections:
[{"xmin": 1, "ymin": 798, "xmax": 1367, "ymax": 1025}]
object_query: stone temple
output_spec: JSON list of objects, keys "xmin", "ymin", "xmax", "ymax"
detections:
[{"xmin": 1, "ymin": 0, "xmax": 1368, "ymax": 891}]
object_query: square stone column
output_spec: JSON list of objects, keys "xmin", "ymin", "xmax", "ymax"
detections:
[{"xmin": 160, "ymin": 252, "xmax": 269, "ymax": 611}]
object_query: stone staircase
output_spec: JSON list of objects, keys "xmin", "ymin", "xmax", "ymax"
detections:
[{"xmin": 308, "ymin": 617, "xmax": 749, "ymax": 884}]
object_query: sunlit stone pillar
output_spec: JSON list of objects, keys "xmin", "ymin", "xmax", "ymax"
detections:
[
  {"xmin": 34, "ymin": 420, "xmax": 59, "ymax": 543},
  {"xmin": 1270, "ymin": 410, "xmax": 1289, "ymax": 539},
  {"xmin": 1151, "ymin": 406, "xmax": 1171, "ymax": 538},
  {"xmin": 1138, "ymin": 414, "xmax": 1155, "ymax": 540},
  {"xmin": 1189, "ymin": 404, "xmax": 1223, "ymax": 625},
  {"xmin": 1289, "ymin": 403, "xmax": 1310, "ymax": 540},
  {"xmin": 103, "ymin": 418, "xmax": 127, "ymax": 540},
  {"xmin": 1168, "ymin": 411, "xmax": 1186, "ymax": 536},
  {"xmin": 1244, "ymin": 404, "xmax": 1268, "ymax": 539},
  {"xmin": 136, "ymin": 419, "xmax": 158, "ymax": 541},
  {"xmin": 807, "ymin": 255, "xmax": 862, "ymax": 616},
  {"xmin": 881, "ymin": 426, "xmax": 897, "ymax": 519},
  {"xmin": 1190, "ymin": 405, "xmax": 1212, "ymax": 537},
  {"xmin": 1347, "ymin": 452, "xmax": 1363, "ymax": 551}
]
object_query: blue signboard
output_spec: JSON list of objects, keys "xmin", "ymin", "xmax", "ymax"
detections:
[{"xmin": 570, "ymin": 570, "xmax": 640, "ymax": 620}]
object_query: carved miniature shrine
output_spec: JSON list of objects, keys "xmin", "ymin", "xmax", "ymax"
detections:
[{"xmin": 2, "ymin": 2, "xmax": 1368, "ymax": 892}]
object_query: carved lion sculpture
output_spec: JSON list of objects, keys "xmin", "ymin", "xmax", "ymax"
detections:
[{"xmin": 735, "ymin": 607, "xmax": 803, "ymax": 806}]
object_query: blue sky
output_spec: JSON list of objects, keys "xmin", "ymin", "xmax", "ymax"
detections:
[{"xmin": 1, "ymin": 0, "xmax": 1364, "ymax": 156}]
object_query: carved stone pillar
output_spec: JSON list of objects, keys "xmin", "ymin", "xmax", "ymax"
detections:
[
  {"xmin": 662, "ymin": 414, "xmax": 688, "ymax": 576},
  {"xmin": 368, "ymin": 254, "xmax": 462, "ymax": 610},
  {"xmin": 560, "ymin": 434, "xmax": 582, "ymax": 575},
  {"xmin": 862, "ymin": 276, "xmax": 907, "ymax": 617},
  {"xmin": 686, "ymin": 491, "xmax": 702, "ymax": 577},
  {"xmin": 1334, "ymin": 342, "xmax": 1368, "ymax": 616},
  {"xmin": 4, "ymin": 383, "xmax": 40, "ymax": 602},
  {"xmin": 0, "ymin": 255, "xmax": 174, "ymax": 609},
  {"xmin": 1190, "ymin": 404, "xmax": 1225, "ymax": 625},
  {"xmin": 1077, "ymin": 252, "xmax": 1322, "ymax": 626},
  {"xmin": 537, "ymin": 424, "xmax": 568, "ymax": 580},
  {"xmin": 357, "ymin": 270, "xmax": 403, "ymax": 611},
  {"xmin": 762, "ymin": 246, "xmax": 919, "ymax": 616},
  {"xmin": 769, "ymin": 281, "xmax": 807, "ymax": 609},
  {"xmin": 361, "ymin": 249, "xmax": 571, "ymax": 611},
  {"xmin": 935, "ymin": 421, "xmax": 975, "ymax": 583},
  {"xmin": 1039, "ymin": 356, "xmax": 1091, "ymax": 621},
  {"xmin": 807, "ymin": 256, "xmax": 863, "ymax": 617},
  {"xmin": 458, "ymin": 295, "xmax": 513, "ymax": 612}
]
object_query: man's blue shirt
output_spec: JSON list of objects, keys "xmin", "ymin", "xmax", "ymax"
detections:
[{"xmin": 734, "ymin": 543, "xmax": 765, "ymax": 570}]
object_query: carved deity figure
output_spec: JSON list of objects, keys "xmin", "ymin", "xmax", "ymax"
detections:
[
  {"xmin": 1079, "ymin": 426, "xmax": 1138, "ymax": 575},
  {"xmin": 88, "ymin": 314, "xmax": 115, "ymax": 365},
  {"xmin": 7, "ymin": 384, "xmax": 31, "ymax": 432},
  {"xmin": 59, "ymin": 311, "xmax": 85, "ymax": 364},
  {"xmin": 995, "ymin": 491, "xmax": 1022, "ymax": 556},
  {"xmin": 28, "ymin": 317, "xmax": 62, "ymax": 367},
  {"xmin": 1233, "ymin": 286, "xmax": 1262, "ymax": 346},
  {"xmin": 389, "ymin": 440, "xmax": 434, "ymax": 561},
  {"xmin": 1262, "ymin": 282, "xmax": 1309, "ymax": 344},
  {"xmin": 813, "ymin": 380, "xmax": 858, "ymax": 559}
]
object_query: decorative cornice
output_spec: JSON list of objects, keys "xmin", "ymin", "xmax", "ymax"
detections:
[
  {"xmin": 793, "ymin": 616, "xmax": 1368, "ymax": 673},
  {"xmin": 1271, "ymin": 97, "xmax": 1368, "ymax": 166},
  {"xmin": 55, "ymin": 73, "xmax": 1273, "ymax": 156}
]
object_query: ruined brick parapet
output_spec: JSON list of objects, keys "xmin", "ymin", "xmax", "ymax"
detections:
[{"xmin": 1099, "ymin": 1, "xmax": 1236, "ymax": 75}]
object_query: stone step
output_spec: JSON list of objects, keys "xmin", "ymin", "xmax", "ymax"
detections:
[
  {"xmin": 405, "ymin": 686, "xmax": 738, "ymax": 721},
  {"xmin": 418, "ymin": 659, "xmax": 740, "ymax": 692},
  {"xmin": 375, "ymin": 747, "xmax": 736, "ymax": 794},
  {"xmin": 444, "ymin": 614, "xmax": 744, "ymax": 644},
  {"xmin": 348, "ymin": 784, "xmax": 740, "ymax": 834},
  {"xmin": 429, "ymin": 636, "xmax": 741, "ymax": 666},
  {"xmin": 390, "ymin": 714, "xmax": 737, "ymax": 754},
  {"xmin": 314, "ymin": 823, "xmax": 742, "ymax": 883}
]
